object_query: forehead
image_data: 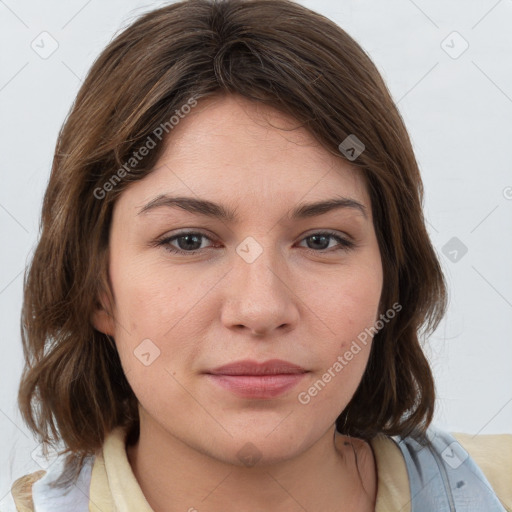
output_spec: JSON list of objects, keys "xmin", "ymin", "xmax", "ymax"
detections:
[{"xmin": 119, "ymin": 94, "xmax": 370, "ymax": 217}]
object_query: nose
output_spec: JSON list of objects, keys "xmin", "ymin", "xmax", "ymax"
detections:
[{"xmin": 220, "ymin": 246, "xmax": 299, "ymax": 337}]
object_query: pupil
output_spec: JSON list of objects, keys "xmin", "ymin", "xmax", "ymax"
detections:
[
  {"xmin": 309, "ymin": 235, "xmax": 328, "ymax": 250},
  {"xmin": 180, "ymin": 235, "xmax": 201, "ymax": 250}
]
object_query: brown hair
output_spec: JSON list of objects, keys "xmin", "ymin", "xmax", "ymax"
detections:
[{"xmin": 18, "ymin": 0, "xmax": 446, "ymax": 477}]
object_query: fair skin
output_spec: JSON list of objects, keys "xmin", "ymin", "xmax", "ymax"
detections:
[{"xmin": 94, "ymin": 94, "xmax": 383, "ymax": 512}]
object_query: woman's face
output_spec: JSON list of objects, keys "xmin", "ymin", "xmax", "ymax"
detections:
[{"xmin": 95, "ymin": 94, "xmax": 383, "ymax": 465}]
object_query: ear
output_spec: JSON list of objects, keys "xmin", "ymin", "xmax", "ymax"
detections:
[{"xmin": 91, "ymin": 293, "xmax": 116, "ymax": 336}]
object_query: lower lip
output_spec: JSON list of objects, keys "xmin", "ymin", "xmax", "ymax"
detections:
[{"xmin": 206, "ymin": 373, "xmax": 307, "ymax": 398}]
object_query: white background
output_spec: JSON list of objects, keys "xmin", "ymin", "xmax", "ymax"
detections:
[{"xmin": 1, "ymin": 0, "xmax": 511, "ymax": 506}]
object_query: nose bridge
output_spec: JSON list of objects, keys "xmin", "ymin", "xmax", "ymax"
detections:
[{"xmin": 221, "ymin": 235, "xmax": 297, "ymax": 334}]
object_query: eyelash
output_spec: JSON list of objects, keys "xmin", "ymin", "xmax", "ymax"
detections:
[{"xmin": 155, "ymin": 230, "xmax": 355, "ymax": 256}]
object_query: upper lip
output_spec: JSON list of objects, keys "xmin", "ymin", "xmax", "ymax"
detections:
[{"xmin": 206, "ymin": 359, "xmax": 308, "ymax": 376}]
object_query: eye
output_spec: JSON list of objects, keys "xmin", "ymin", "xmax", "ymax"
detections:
[
  {"xmin": 298, "ymin": 232, "xmax": 355, "ymax": 253},
  {"xmin": 158, "ymin": 231, "xmax": 215, "ymax": 254},
  {"xmin": 156, "ymin": 230, "xmax": 355, "ymax": 255}
]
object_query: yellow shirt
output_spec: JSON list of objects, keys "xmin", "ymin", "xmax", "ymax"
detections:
[{"xmin": 11, "ymin": 427, "xmax": 512, "ymax": 511}]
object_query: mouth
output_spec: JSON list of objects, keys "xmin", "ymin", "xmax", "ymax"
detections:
[{"xmin": 204, "ymin": 359, "xmax": 309, "ymax": 399}]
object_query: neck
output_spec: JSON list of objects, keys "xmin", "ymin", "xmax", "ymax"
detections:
[{"xmin": 126, "ymin": 414, "xmax": 377, "ymax": 512}]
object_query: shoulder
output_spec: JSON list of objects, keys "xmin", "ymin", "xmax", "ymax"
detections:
[
  {"xmin": 452, "ymin": 431, "xmax": 512, "ymax": 510},
  {"xmin": 9, "ymin": 427, "xmax": 130, "ymax": 512},
  {"xmin": 396, "ymin": 424, "xmax": 512, "ymax": 511},
  {"xmin": 10, "ymin": 470, "xmax": 46, "ymax": 512},
  {"xmin": 10, "ymin": 454, "xmax": 95, "ymax": 512}
]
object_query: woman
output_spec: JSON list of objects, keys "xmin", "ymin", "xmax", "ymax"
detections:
[{"xmin": 10, "ymin": 0, "xmax": 511, "ymax": 510}]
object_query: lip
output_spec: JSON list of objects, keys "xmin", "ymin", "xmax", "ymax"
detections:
[
  {"xmin": 205, "ymin": 359, "xmax": 309, "ymax": 399},
  {"xmin": 206, "ymin": 359, "xmax": 308, "ymax": 376}
]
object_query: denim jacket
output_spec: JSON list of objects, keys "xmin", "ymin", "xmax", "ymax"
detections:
[{"xmin": 394, "ymin": 424, "xmax": 506, "ymax": 511}]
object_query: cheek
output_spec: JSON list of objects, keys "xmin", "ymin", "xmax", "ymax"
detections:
[
  {"xmin": 305, "ymin": 263, "xmax": 382, "ymax": 342},
  {"xmin": 107, "ymin": 265, "xmax": 186, "ymax": 400},
  {"xmin": 296, "ymin": 273, "xmax": 380, "ymax": 413},
  {"xmin": 109, "ymin": 255, "xmax": 188, "ymax": 335},
  {"xmin": 298, "ymin": 260, "xmax": 382, "ymax": 404},
  {"xmin": 107, "ymin": 256, "xmax": 210, "ymax": 384}
]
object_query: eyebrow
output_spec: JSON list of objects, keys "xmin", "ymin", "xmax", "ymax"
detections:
[{"xmin": 137, "ymin": 194, "xmax": 367, "ymax": 221}]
